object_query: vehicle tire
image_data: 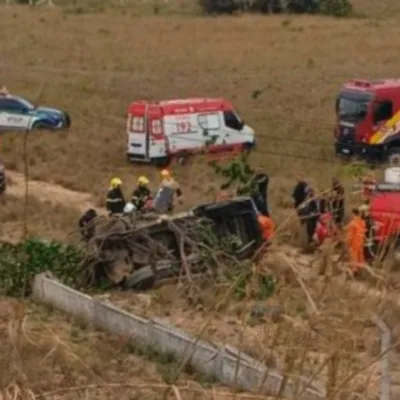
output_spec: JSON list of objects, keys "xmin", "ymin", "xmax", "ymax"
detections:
[
  {"xmin": 63, "ymin": 112, "xmax": 71, "ymax": 129},
  {"xmin": 241, "ymin": 142, "xmax": 254, "ymax": 155},
  {"xmin": 176, "ymin": 152, "xmax": 190, "ymax": 166},
  {"xmin": 151, "ymin": 156, "xmax": 170, "ymax": 168},
  {"xmin": 155, "ymin": 264, "xmax": 180, "ymax": 281},
  {"xmin": 31, "ymin": 121, "xmax": 44, "ymax": 131},
  {"xmin": 122, "ymin": 266, "xmax": 156, "ymax": 291}
]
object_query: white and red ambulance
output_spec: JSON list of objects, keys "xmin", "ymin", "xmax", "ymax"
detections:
[{"xmin": 126, "ymin": 98, "xmax": 256, "ymax": 165}]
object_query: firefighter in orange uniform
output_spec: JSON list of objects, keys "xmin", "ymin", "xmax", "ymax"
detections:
[
  {"xmin": 346, "ymin": 208, "xmax": 366, "ymax": 275},
  {"xmin": 257, "ymin": 213, "xmax": 275, "ymax": 242}
]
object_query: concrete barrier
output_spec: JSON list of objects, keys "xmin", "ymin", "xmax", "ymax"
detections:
[{"xmin": 32, "ymin": 273, "xmax": 326, "ymax": 399}]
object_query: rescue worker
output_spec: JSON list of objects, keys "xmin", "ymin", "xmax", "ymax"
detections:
[
  {"xmin": 292, "ymin": 175, "xmax": 309, "ymax": 221},
  {"xmin": 313, "ymin": 212, "xmax": 332, "ymax": 246},
  {"xmin": 361, "ymin": 171, "xmax": 377, "ymax": 201},
  {"xmin": 304, "ymin": 188, "xmax": 321, "ymax": 244},
  {"xmin": 330, "ymin": 177, "xmax": 345, "ymax": 227},
  {"xmin": 0, "ymin": 160, "xmax": 6, "ymax": 204},
  {"xmin": 346, "ymin": 208, "xmax": 366, "ymax": 276},
  {"xmin": 250, "ymin": 169, "xmax": 269, "ymax": 216},
  {"xmin": 257, "ymin": 212, "xmax": 275, "ymax": 243},
  {"xmin": 106, "ymin": 177, "xmax": 126, "ymax": 216},
  {"xmin": 132, "ymin": 176, "xmax": 152, "ymax": 211},
  {"xmin": 359, "ymin": 202, "xmax": 374, "ymax": 261},
  {"xmin": 159, "ymin": 169, "xmax": 183, "ymax": 212},
  {"xmin": 78, "ymin": 208, "xmax": 98, "ymax": 241}
]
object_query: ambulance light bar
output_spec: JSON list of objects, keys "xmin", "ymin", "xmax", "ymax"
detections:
[{"xmin": 353, "ymin": 183, "xmax": 400, "ymax": 192}]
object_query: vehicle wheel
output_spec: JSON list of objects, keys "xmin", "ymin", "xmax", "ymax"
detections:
[
  {"xmin": 155, "ymin": 264, "xmax": 180, "ymax": 280},
  {"xmin": 31, "ymin": 121, "xmax": 44, "ymax": 131},
  {"xmin": 387, "ymin": 147, "xmax": 400, "ymax": 166},
  {"xmin": 176, "ymin": 152, "xmax": 189, "ymax": 166},
  {"xmin": 122, "ymin": 266, "xmax": 156, "ymax": 291},
  {"xmin": 151, "ymin": 156, "xmax": 170, "ymax": 168},
  {"xmin": 63, "ymin": 112, "xmax": 71, "ymax": 129}
]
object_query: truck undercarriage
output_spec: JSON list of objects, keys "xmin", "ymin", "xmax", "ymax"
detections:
[{"xmin": 80, "ymin": 197, "xmax": 263, "ymax": 291}]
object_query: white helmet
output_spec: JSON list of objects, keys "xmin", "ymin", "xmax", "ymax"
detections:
[{"xmin": 124, "ymin": 202, "xmax": 136, "ymax": 215}]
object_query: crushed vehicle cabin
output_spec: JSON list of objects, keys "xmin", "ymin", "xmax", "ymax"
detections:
[
  {"xmin": 126, "ymin": 98, "xmax": 256, "ymax": 166},
  {"xmin": 80, "ymin": 196, "xmax": 263, "ymax": 291},
  {"xmin": 334, "ymin": 79, "xmax": 400, "ymax": 163}
]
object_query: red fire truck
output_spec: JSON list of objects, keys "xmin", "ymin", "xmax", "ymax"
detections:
[
  {"xmin": 362, "ymin": 170, "xmax": 400, "ymax": 261},
  {"xmin": 335, "ymin": 79, "xmax": 400, "ymax": 163}
]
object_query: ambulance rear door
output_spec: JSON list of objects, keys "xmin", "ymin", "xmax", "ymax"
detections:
[{"xmin": 126, "ymin": 102, "xmax": 149, "ymax": 162}]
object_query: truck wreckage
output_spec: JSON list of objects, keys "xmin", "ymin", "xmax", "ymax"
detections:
[{"xmin": 80, "ymin": 196, "xmax": 263, "ymax": 291}]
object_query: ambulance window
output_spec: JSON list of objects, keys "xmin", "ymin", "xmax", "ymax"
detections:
[
  {"xmin": 198, "ymin": 113, "xmax": 220, "ymax": 130},
  {"xmin": 132, "ymin": 117, "xmax": 144, "ymax": 132},
  {"xmin": 224, "ymin": 111, "xmax": 244, "ymax": 131},
  {"xmin": 373, "ymin": 100, "xmax": 393, "ymax": 124}
]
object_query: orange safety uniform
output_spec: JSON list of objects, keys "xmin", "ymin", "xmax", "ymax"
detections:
[
  {"xmin": 257, "ymin": 214, "xmax": 275, "ymax": 241},
  {"xmin": 346, "ymin": 216, "xmax": 366, "ymax": 272}
]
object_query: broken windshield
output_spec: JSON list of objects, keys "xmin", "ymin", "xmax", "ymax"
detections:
[{"xmin": 336, "ymin": 91, "xmax": 372, "ymax": 123}]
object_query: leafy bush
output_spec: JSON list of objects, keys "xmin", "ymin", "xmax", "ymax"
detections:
[
  {"xmin": 198, "ymin": 0, "xmax": 240, "ymax": 14},
  {"xmin": 0, "ymin": 238, "xmax": 84, "ymax": 296},
  {"xmin": 316, "ymin": 0, "xmax": 353, "ymax": 17},
  {"xmin": 198, "ymin": 0, "xmax": 353, "ymax": 17}
]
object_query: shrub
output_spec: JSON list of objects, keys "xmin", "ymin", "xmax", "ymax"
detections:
[
  {"xmin": 198, "ymin": 0, "xmax": 240, "ymax": 14},
  {"xmin": 0, "ymin": 238, "xmax": 84, "ymax": 296},
  {"xmin": 198, "ymin": 0, "xmax": 353, "ymax": 17}
]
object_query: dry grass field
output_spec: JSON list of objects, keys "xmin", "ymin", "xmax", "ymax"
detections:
[
  {"xmin": 0, "ymin": 297, "xmax": 247, "ymax": 400},
  {"xmin": 102, "ymin": 243, "xmax": 400, "ymax": 399},
  {"xmin": 2, "ymin": 3, "xmax": 400, "ymax": 220},
  {"xmin": 2, "ymin": 1, "xmax": 400, "ymax": 398}
]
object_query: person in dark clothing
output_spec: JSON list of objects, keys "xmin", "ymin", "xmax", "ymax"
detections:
[
  {"xmin": 78, "ymin": 208, "xmax": 98, "ymax": 241},
  {"xmin": 0, "ymin": 161, "xmax": 6, "ymax": 204},
  {"xmin": 132, "ymin": 176, "xmax": 152, "ymax": 211},
  {"xmin": 292, "ymin": 176, "xmax": 309, "ymax": 221},
  {"xmin": 359, "ymin": 202, "xmax": 374, "ymax": 261},
  {"xmin": 250, "ymin": 170, "xmax": 269, "ymax": 216},
  {"xmin": 330, "ymin": 177, "xmax": 345, "ymax": 226},
  {"xmin": 106, "ymin": 177, "xmax": 126, "ymax": 216},
  {"xmin": 304, "ymin": 189, "xmax": 321, "ymax": 243}
]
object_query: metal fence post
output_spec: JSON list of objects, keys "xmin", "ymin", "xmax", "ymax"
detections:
[{"xmin": 372, "ymin": 315, "xmax": 392, "ymax": 400}]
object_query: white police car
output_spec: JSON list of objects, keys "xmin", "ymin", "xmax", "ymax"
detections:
[{"xmin": 0, "ymin": 87, "xmax": 71, "ymax": 132}]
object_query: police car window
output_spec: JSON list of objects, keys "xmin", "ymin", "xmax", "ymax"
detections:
[
  {"xmin": 224, "ymin": 111, "xmax": 243, "ymax": 130},
  {"xmin": 15, "ymin": 97, "xmax": 34, "ymax": 111},
  {"xmin": 0, "ymin": 99, "xmax": 24, "ymax": 112}
]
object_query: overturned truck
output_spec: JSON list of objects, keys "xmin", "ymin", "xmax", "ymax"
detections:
[{"xmin": 82, "ymin": 197, "xmax": 263, "ymax": 291}]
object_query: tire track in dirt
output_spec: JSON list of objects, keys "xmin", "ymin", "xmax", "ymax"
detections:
[{"xmin": 6, "ymin": 171, "xmax": 104, "ymax": 215}]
